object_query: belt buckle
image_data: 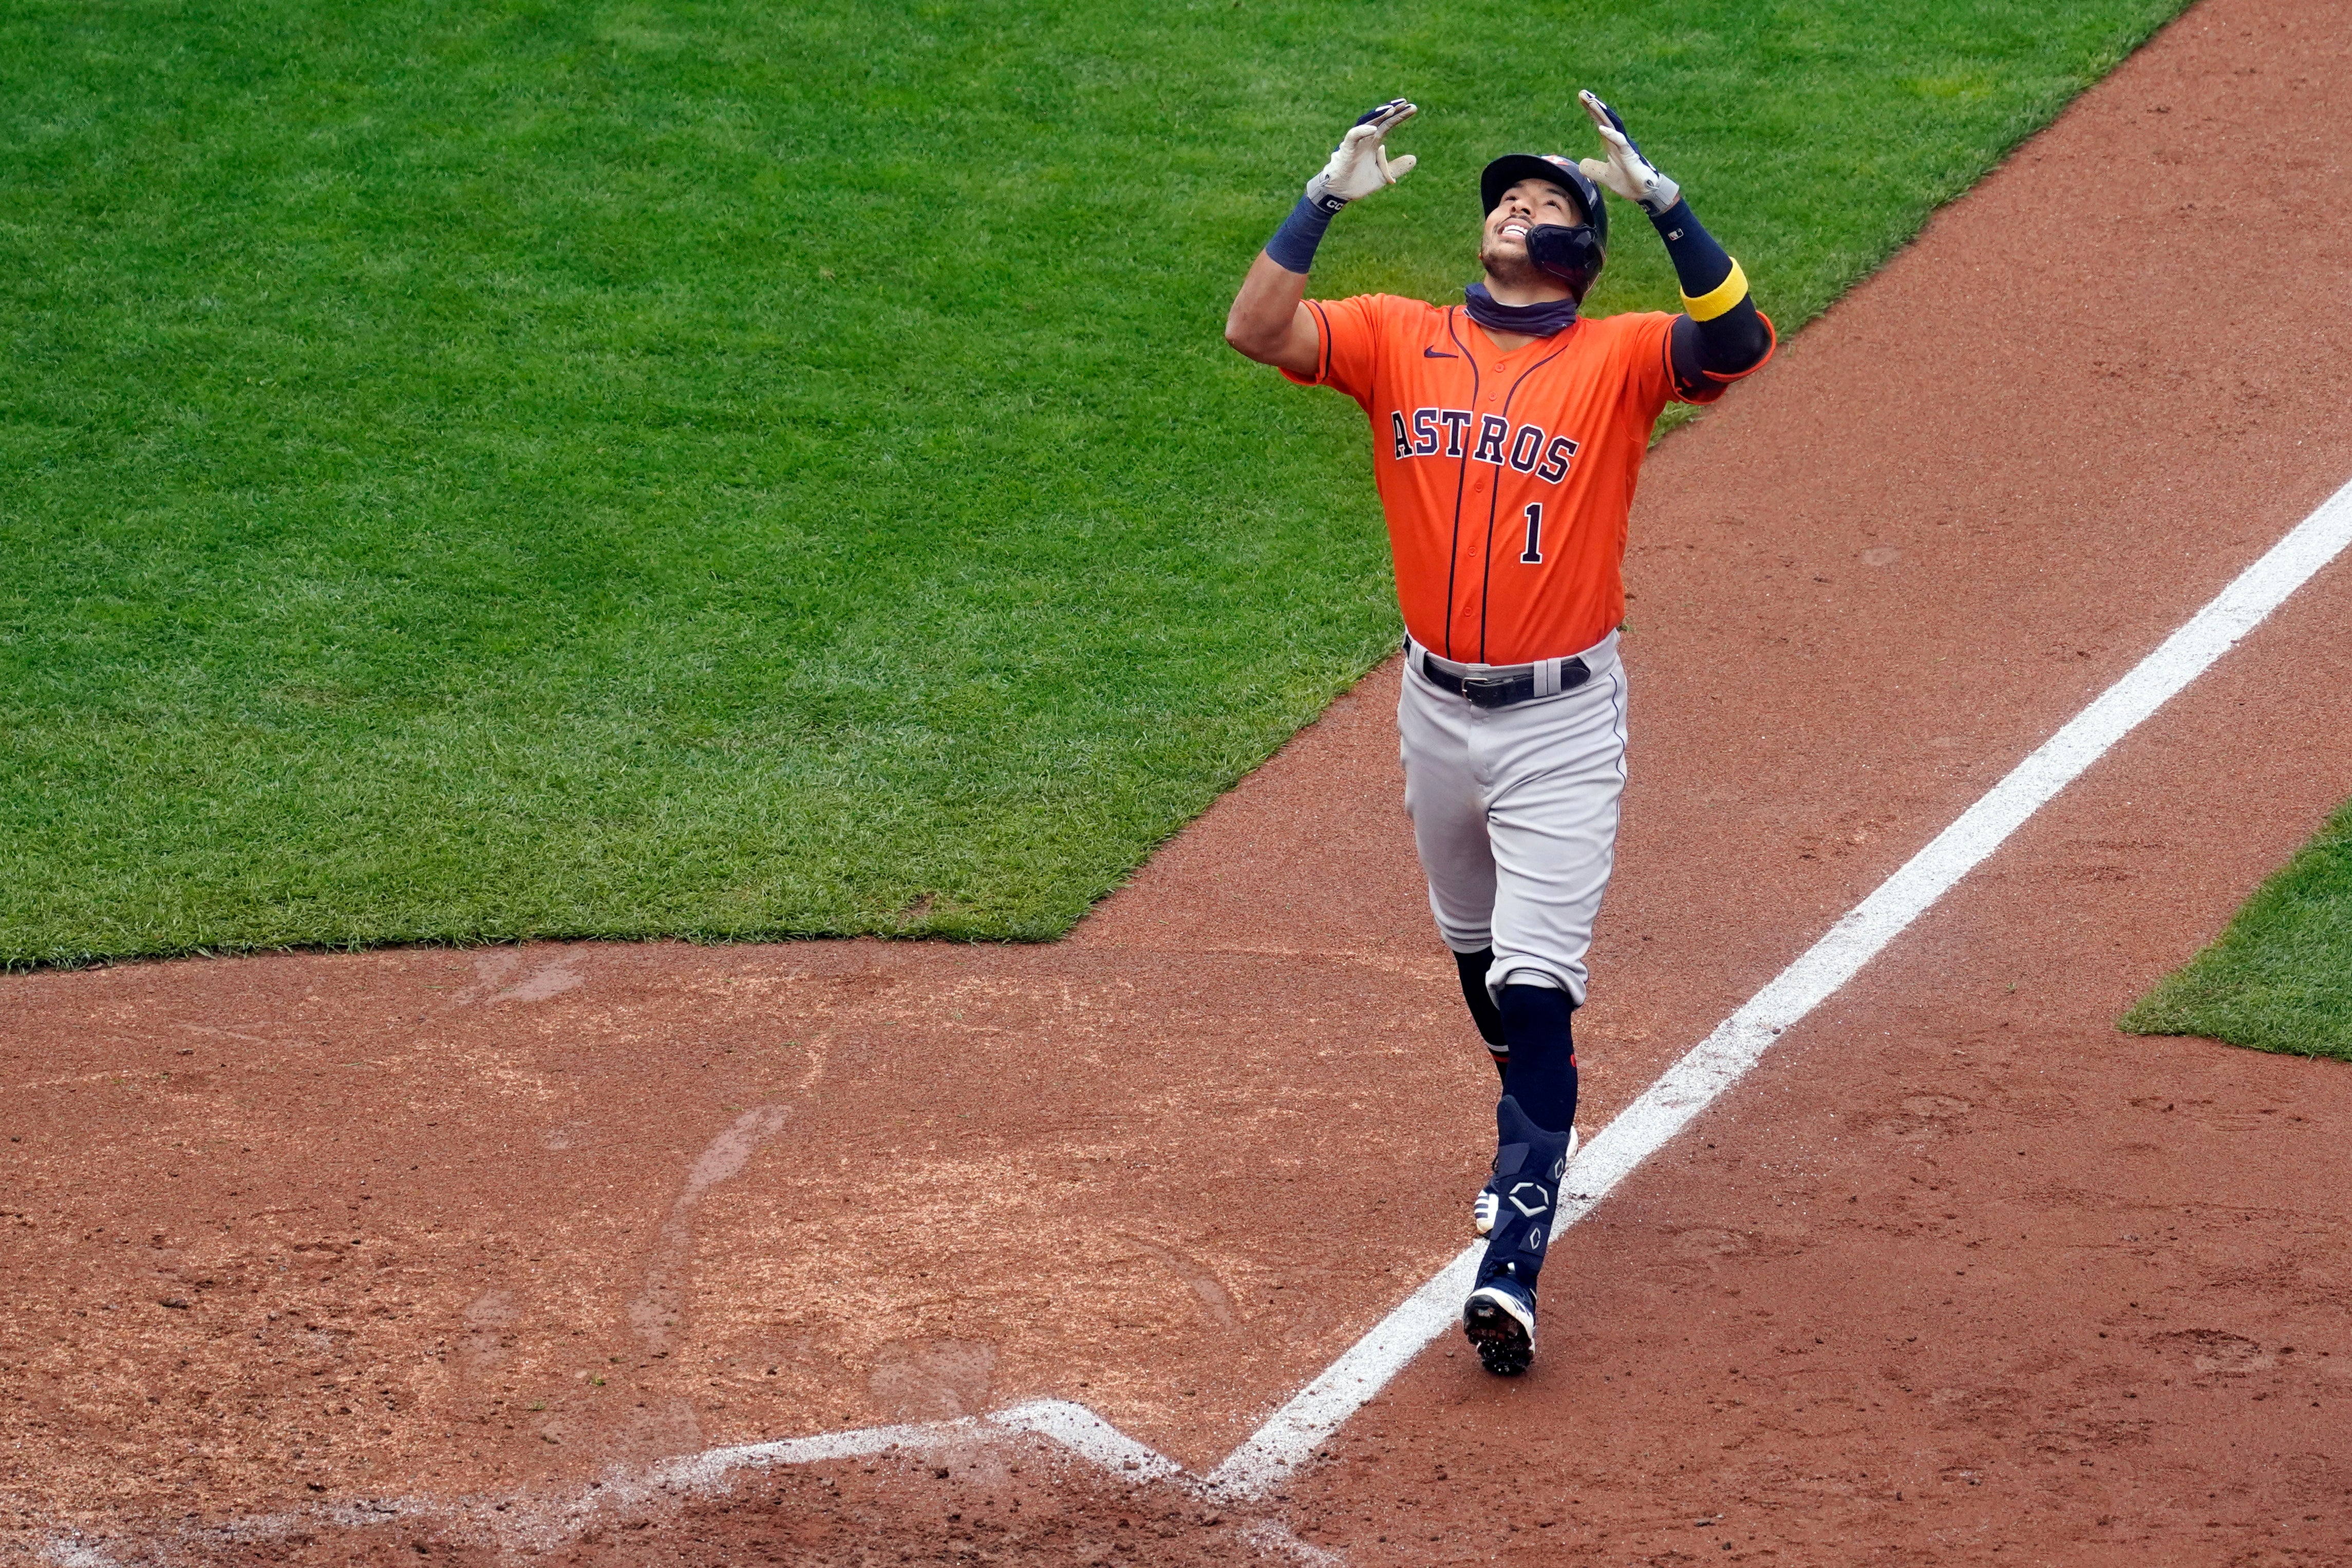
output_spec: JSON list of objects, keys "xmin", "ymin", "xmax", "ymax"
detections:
[{"xmin": 1461, "ymin": 674, "xmax": 1514, "ymax": 708}]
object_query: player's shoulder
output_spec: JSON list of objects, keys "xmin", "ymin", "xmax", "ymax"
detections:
[
  {"xmin": 1320, "ymin": 293, "xmax": 1455, "ymax": 327},
  {"xmin": 1580, "ymin": 308, "xmax": 1679, "ymax": 344},
  {"xmin": 1334, "ymin": 292, "xmax": 1450, "ymax": 312}
]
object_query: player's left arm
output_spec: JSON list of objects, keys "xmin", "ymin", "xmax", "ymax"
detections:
[{"xmin": 1577, "ymin": 91, "xmax": 1774, "ymax": 398}]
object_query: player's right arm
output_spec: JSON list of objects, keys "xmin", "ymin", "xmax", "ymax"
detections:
[
  {"xmin": 1224, "ymin": 251, "xmax": 1323, "ymax": 376},
  {"xmin": 1225, "ymin": 99, "xmax": 1417, "ymax": 376}
]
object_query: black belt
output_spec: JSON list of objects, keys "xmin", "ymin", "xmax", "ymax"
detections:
[{"xmin": 1415, "ymin": 648, "xmax": 1591, "ymax": 708}]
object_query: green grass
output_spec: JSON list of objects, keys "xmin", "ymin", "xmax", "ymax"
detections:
[
  {"xmin": 2122, "ymin": 799, "xmax": 2352, "ymax": 1061},
  {"xmin": 2, "ymin": 0, "xmax": 2189, "ymax": 966}
]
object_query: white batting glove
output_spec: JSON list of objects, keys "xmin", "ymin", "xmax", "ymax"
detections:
[
  {"xmin": 1576, "ymin": 90, "xmax": 1680, "ymax": 215},
  {"xmin": 1304, "ymin": 99, "xmax": 1419, "ymax": 213}
]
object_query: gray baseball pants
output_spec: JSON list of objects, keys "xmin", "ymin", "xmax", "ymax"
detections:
[{"xmin": 1397, "ymin": 631, "xmax": 1628, "ymax": 1006}]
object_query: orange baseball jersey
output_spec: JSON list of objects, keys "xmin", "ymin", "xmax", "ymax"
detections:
[{"xmin": 1285, "ymin": 294, "xmax": 1730, "ymax": 667}]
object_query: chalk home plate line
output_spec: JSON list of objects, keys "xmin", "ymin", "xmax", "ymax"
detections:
[{"xmin": 39, "ymin": 475, "xmax": 2352, "ymax": 1564}]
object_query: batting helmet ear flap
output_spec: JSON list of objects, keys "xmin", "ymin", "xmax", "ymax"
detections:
[{"xmin": 1525, "ymin": 223, "xmax": 1605, "ymax": 303}]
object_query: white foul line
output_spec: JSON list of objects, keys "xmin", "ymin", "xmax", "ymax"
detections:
[
  {"xmin": 1202, "ymin": 471, "xmax": 2352, "ymax": 1497},
  {"xmin": 44, "ymin": 476, "xmax": 2352, "ymax": 1563}
]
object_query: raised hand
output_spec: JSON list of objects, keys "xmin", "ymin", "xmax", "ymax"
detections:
[
  {"xmin": 1305, "ymin": 99, "xmax": 1419, "ymax": 212},
  {"xmin": 1575, "ymin": 90, "xmax": 1679, "ymax": 215}
]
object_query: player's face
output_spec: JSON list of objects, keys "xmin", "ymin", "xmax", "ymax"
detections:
[{"xmin": 1479, "ymin": 179, "xmax": 1585, "ymax": 287}]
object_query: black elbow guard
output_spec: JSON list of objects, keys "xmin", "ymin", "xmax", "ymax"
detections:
[
  {"xmin": 1696, "ymin": 294, "xmax": 1772, "ymax": 372},
  {"xmin": 1669, "ymin": 299, "xmax": 1775, "ymax": 403}
]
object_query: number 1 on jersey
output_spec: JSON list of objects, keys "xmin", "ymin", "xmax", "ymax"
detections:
[{"xmin": 1519, "ymin": 502, "xmax": 1543, "ymax": 564}]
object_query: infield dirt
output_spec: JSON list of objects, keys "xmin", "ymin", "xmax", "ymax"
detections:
[{"xmin": 7, "ymin": 0, "xmax": 2352, "ymax": 1560}]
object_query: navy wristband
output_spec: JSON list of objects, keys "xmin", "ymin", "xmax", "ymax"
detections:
[
  {"xmin": 1266, "ymin": 194, "xmax": 1340, "ymax": 275},
  {"xmin": 1648, "ymin": 197, "xmax": 1735, "ymax": 299}
]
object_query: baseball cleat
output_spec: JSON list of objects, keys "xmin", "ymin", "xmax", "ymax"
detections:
[
  {"xmin": 1462, "ymin": 1276, "xmax": 1538, "ymax": 1375},
  {"xmin": 1462, "ymin": 1094, "xmax": 1571, "ymax": 1375},
  {"xmin": 1474, "ymin": 1123, "xmax": 1576, "ymax": 1236}
]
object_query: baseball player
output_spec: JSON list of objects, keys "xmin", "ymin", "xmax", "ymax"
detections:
[{"xmin": 1225, "ymin": 94, "xmax": 1773, "ymax": 1374}]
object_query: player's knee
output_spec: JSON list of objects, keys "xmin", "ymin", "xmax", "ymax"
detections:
[{"xmin": 1491, "ymin": 962, "xmax": 1584, "ymax": 1010}]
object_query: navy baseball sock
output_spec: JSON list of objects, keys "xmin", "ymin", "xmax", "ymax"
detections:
[
  {"xmin": 1497, "ymin": 983, "xmax": 1579, "ymax": 1134},
  {"xmin": 1453, "ymin": 947, "xmax": 1509, "ymax": 1081}
]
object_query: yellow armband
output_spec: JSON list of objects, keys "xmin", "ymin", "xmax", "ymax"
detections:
[{"xmin": 1680, "ymin": 258, "xmax": 1749, "ymax": 323}]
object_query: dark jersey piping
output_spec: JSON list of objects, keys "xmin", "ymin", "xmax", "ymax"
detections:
[
  {"xmin": 1307, "ymin": 299, "xmax": 1335, "ymax": 386},
  {"xmin": 1440, "ymin": 307, "xmax": 1482, "ymax": 662}
]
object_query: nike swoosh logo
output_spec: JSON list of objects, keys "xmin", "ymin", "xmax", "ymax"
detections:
[{"xmin": 1423, "ymin": 347, "xmax": 1458, "ymax": 358}]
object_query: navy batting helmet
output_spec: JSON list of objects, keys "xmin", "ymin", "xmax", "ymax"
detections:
[{"xmin": 1480, "ymin": 153, "xmax": 1608, "ymax": 302}]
